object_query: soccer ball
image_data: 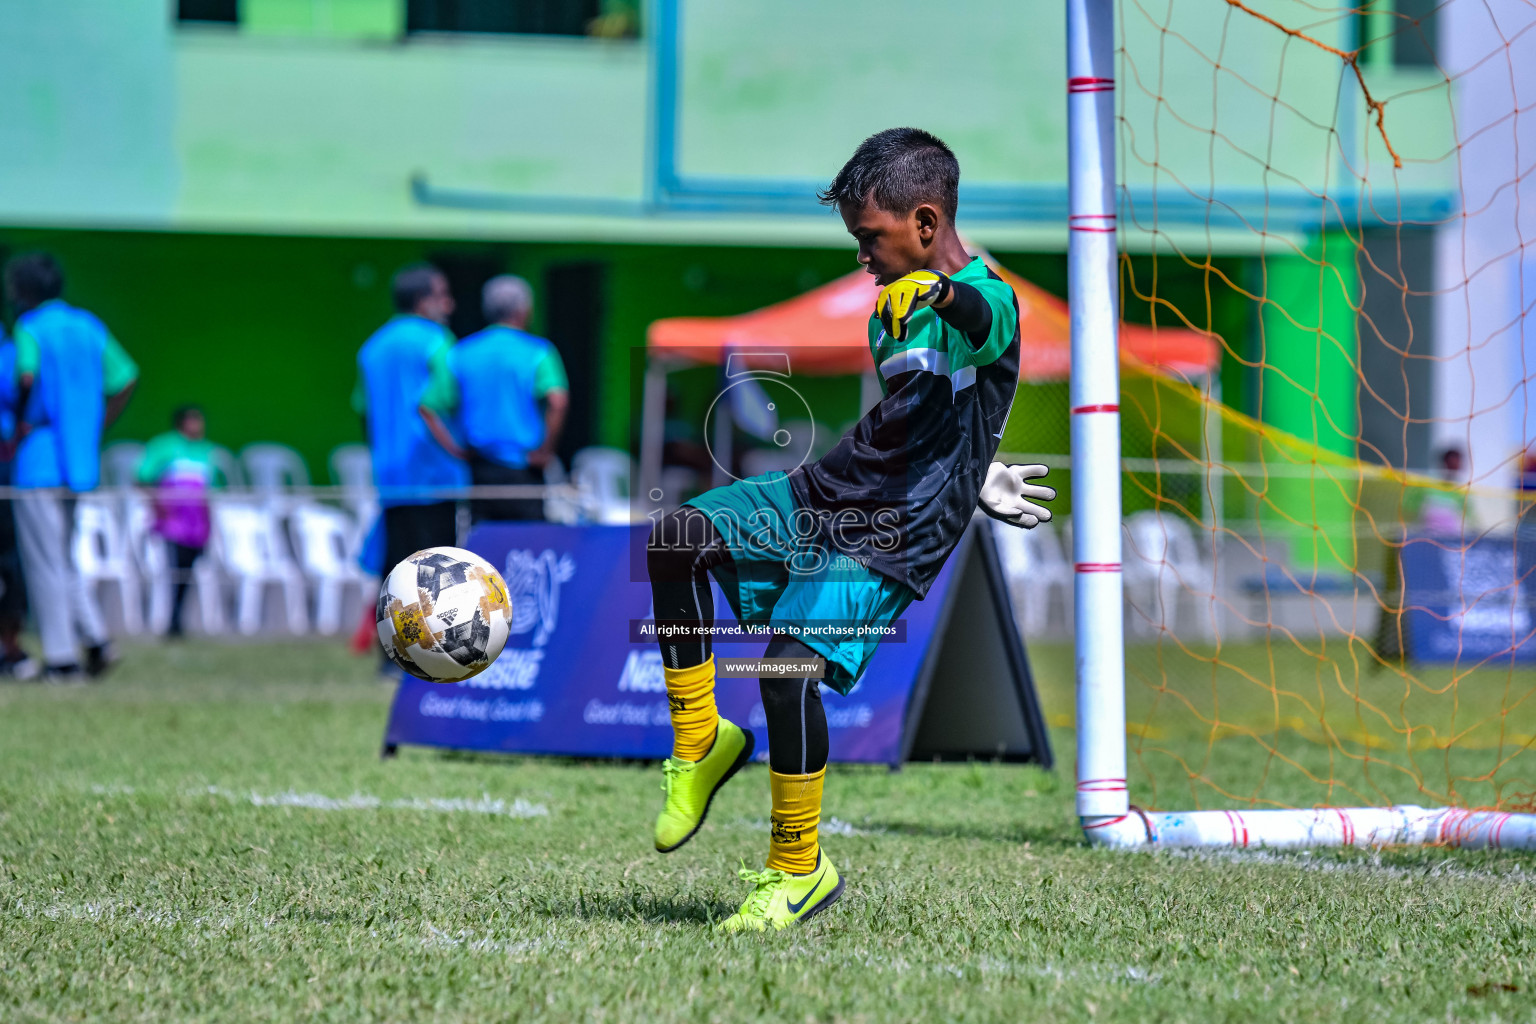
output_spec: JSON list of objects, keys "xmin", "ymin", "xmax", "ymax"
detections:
[{"xmin": 377, "ymin": 546, "xmax": 512, "ymax": 683}]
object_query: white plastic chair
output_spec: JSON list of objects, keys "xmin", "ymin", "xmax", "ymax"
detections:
[
  {"xmin": 571, "ymin": 446, "xmax": 636, "ymax": 524},
  {"xmin": 72, "ymin": 498, "xmax": 143, "ymax": 634},
  {"xmin": 1124, "ymin": 511, "xmax": 1217, "ymax": 640},
  {"xmin": 328, "ymin": 444, "xmax": 372, "ymax": 490},
  {"xmin": 210, "ymin": 445, "xmax": 244, "ymax": 489},
  {"xmin": 288, "ymin": 503, "xmax": 370, "ymax": 635},
  {"xmin": 328, "ymin": 443, "xmax": 378, "ymax": 548},
  {"xmin": 213, "ymin": 500, "xmax": 310, "ymax": 636},
  {"xmin": 541, "ymin": 455, "xmax": 582, "ymax": 524},
  {"xmin": 241, "ymin": 443, "xmax": 310, "ymax": 491},
  {"xmin": 101, "ymin": 441, "xmax": 145, "ymax": 487},
  {"xmin": 122, "ymin": 493, "xmax": 169, "ymax": 633},
  {"xmin": 991, "ymin": 519, "xmax": 1073, "ymax": 636}
]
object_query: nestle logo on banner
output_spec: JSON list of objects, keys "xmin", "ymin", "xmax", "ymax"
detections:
[
  {"xmin": 616, "ymin": 650, "xmax": 666, "ymax": 693},
  {"xmin": 463, "ymin": 548, "xmax": 575, "ymax": 690}
]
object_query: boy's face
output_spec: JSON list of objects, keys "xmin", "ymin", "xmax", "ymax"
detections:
[{"xmin": 840, "ymin": 199, "xmax": 938, "ymax": 286}]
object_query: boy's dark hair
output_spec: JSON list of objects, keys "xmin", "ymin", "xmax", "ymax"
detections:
[
  {"xmin": 818, "ymin": 128, "xmax": 960, "ymax": 223},
  {"xmin": 172, "ymin": 404, "xmax": 203, "ymax": 429},
  {"xmin": 391, "ymin": 262, "xmax": 442, "ymax": 313},
  {"xmin": 4, "ymin": 252, "xmax": 65, "ymax": 306}
]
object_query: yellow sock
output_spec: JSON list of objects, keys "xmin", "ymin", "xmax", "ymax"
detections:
[
  {"xmin": 767, "ymin": 767, "xmax": 824, "ymax": 875},
  {"xmin": 664, "ymin": 656, "xmax": 719, "ymax": 761}
]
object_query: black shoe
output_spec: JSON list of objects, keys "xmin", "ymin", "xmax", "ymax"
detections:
[
  {"xmin": 84, "ymin": 643, "xmax": 118, "ymax": 679},
  {"xmin": 42, "ymin": 663, "xmax": 86, "ymax": 685}
]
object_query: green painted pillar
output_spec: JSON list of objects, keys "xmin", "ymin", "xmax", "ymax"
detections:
[{"xmin": 1255, "ymin": 232, "xmax": 1360, "ymax": 571}]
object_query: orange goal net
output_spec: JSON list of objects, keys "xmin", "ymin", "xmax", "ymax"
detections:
[{"xmin": 1000, "ymin": 0, "xmax": 1536, "ymax": 815}]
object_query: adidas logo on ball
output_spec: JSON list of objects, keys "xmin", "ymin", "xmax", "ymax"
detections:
[{"xmin": 377, "ymin": 546, "xmax": 513, "ymax": 683}]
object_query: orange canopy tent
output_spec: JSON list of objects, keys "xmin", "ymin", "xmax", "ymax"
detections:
[
  {"xmin": 646, "ymin": 260, "xmax": 1219, "ymax": 380},
  {"xmin": 638, "ymin": 259, "xmax": 1219, "ymax": 499}
]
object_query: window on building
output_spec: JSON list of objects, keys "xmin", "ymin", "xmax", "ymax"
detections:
[
  {"xmin": 1391, "ymin": 0, "xmax": 1439, "ymax": 68},
  {"xmin": 1357, "ymin": 228, "xmax": 1436, "ymax": 472},
  {"xmin": 1357, "ymin": 0, "xmax": 1439, "ymax": 69},
  {"xmin": 406, "ymin": 0, "xmax": 603, "ymax": 37},
  {"xmin": 177, "ymin": 0, "xmax": 238, "ymax": 24}
]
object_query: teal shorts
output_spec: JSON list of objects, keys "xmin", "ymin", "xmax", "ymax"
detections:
[{"xmin": 684, "ymin": 471, "xmax": 915, "ymax": 695}]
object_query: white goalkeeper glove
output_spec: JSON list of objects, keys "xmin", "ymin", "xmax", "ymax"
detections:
[{"xmin": 979, "ymin": 462, "xmax": 1055, "ymax": 528}]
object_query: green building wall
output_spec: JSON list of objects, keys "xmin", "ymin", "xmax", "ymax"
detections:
[
  {"xmin": 0, "ymin": 228, "xmax": 868, "ymax": 477},
  {"xmin": 1255, "ymin": 234, "xmax": 1361, "ymax": 570},
  {"xmin": 2, "ymin": 228, "xmax": 1287, "ymax": 519}
]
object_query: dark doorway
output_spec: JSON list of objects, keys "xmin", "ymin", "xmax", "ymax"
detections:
[
  {"xmin": 406, "ymin": 0, "xmax": 600, "ymax": 36},
  {"xmin": 543, "ymin": 262, "xmax": 605, "ymax": 462},
  {"xmin": 177, "ymin": 0, "xmax": 238, "ymax": 23},
  {"xmin": 428, "ymin": 250, "xmax": 507, "ymax": 339},
  {"xmin": 1392, "ymin": 0, "xmax": 1440, "ymax": 67},
  {"xmin": 1357, "ymin": 228, "xmax": 1435, "ymax": 471}
]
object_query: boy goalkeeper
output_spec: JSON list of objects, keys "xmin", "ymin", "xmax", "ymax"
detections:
[{"xmin": 646, "ymin": 128, "xmax": 1054, "ymax": 931}]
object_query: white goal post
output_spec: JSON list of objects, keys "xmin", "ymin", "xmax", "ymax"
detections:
[{"xmin": 1063, "ymin": 0, "xmax": 1536, "ymax": 853}]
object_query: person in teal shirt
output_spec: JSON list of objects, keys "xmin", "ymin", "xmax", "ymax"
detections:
[
  {"xmin": 418, "ymin": 275, "xmax": 569, "ymax": 522},
  {"xmin": 354, "ymin": 263, "xmax": 467, "ymax": 575},
  {"xmin": 138, "ymin": 406, "xmax": 225, "ymax": 638},
  {"xmin": 6, "ymin": 252, "xmax": 136, "ymax": 680}
]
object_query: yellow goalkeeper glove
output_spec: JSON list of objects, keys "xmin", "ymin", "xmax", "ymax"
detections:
[{"xmin": 876, "ymin": 270, "xmax": 951, "ymax": 341}]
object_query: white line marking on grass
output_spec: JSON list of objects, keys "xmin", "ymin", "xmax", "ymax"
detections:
[
  {"xmin": 88, "ymin": 783, "xmax": 136, "ymax": 796},
  {"xmin": 245, "ymin": 790, "xmax": 381, "ymax": 810},
  {"xmin": 9, "ymin": 899, "xmax": 251, "ymax": 934},
  {"xmin": 198, "ymin": 787, "xmax": 548, "ymax": 818},
  {"xmin": 12, "ymin": 899, "xmax": 182, "ymax": 926},
  {"xmin": 391, "ymin": 796, "xmax": 548, "ymax": 818},
  {"xmin": 422, "ymin": 926, "xmax": 554, "ymax": 955}
]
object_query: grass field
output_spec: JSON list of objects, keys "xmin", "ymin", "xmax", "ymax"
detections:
[{"xmin": 4, "ymin": 640, "xmax": 1536, "ymax": 1022}]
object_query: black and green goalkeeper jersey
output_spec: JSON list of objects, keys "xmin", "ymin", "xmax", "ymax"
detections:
[{"xmin": 788, "ymin": 257, "xmax": 1021, "ymax": 598}]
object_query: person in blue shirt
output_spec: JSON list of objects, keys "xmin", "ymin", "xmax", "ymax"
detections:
[
  {"xmin": 353, "ymin": 263, "xmax": 467, "ymax": 576},
  {"xmin": 418, "ymin": 275, "xmax": 569, "ymax": 522},
  {"xmin": 0, "ymin": 327, "xmax": 38, "ymax": 678},
  {"xmin": 6, "ymin": 252, "xmax": 137, "ymax": 680}
]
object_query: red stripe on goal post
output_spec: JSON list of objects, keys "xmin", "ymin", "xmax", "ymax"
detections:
[
  {"xmin": 1069, "ymin": 213, "xmax": 1117, "ymax": 233},
  {"xmin": 1077, "ymin": 778, "xmax": 1128, "ymax": 792},
  {"xmin": 1074, "ymin": 562, "xmax": 1121, "ymax": 573},
  {"xmin": 1070, "ymin": 403, "xmax": 1119, "ymax": 414},
  {"xmin": 1067, "ymin": 76, "xmax": 1116, "ymax": 92},
  {"xmin": 1335, "ymin": 808, "xmax": 1355, "ymax": 846}
]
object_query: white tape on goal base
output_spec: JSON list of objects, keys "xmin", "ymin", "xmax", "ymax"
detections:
[{"xmin": 1084, "ymin": 806, "xmax": 1536, "ymax": 851}]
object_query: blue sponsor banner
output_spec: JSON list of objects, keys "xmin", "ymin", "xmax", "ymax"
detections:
[
  {"xmin": 1401, "ymin": 533, "xmax": 1536, "ymax": 664},
  {"xmin": 383, "ymin": 523, "xmax": 955, "ymax": 765}
]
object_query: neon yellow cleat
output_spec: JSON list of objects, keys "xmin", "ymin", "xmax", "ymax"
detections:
[
  {"xmin": 653, "ymin": 718, "xmax": 754, "ymax": 853},
  {"xmin": 716, "ymin": 851, "xmax": 844, "ymax": 932}
]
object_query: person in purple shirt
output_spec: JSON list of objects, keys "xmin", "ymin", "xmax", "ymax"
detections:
[{"xmin": 137, "ymin": 405, "xmax": 225, "ymax": 638}]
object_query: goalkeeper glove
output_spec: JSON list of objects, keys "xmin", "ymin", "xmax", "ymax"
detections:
[
  {"xmin": 979, "ymin": 462, "xmax": 1056, "ymax": 529},
  {"xmin": 876, "ymin": 270, "xmax": 951, "ymax": 341}
]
